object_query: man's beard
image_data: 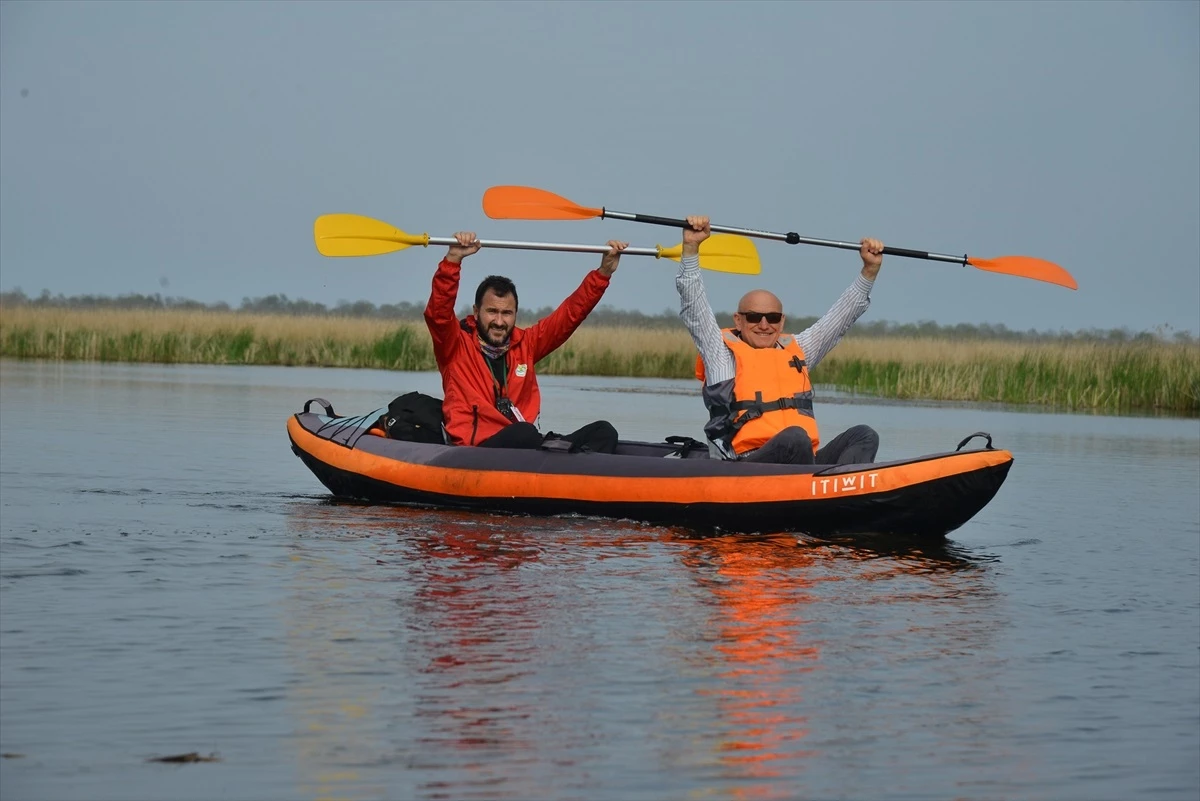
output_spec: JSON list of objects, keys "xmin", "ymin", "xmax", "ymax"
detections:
[{"xmin": 477, "ymin": 321, "xmax": 511, "ymax": 346}]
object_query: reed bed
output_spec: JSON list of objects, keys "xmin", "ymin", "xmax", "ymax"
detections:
[
  {"xmin": 819, "ymin": 337, "xmax": 1200, "ymax": 414},
  {"xmin": 2, "ymin": 306, "xmax": 1196, "ymax": 414},
  {"xmin": 0, "ymin": 307, "xmax": 436, "ymax": 370}
]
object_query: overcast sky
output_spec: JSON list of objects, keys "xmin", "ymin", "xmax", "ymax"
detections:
[{"xmin": 2, "ymin": 0, "xmax": 1197, "ymax": 335}]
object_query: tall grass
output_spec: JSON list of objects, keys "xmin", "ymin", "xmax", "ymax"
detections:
[
  {"xmin": 0, "ymin": 307, "xmax": 436, "ymax": 369},
  {"xmin": 819, "ymin": 337, "xmax": 1200, "ymax": 414},
  {"xmin": 2, "ymin": 306, "xmax": 1196, "ymax": 414}
]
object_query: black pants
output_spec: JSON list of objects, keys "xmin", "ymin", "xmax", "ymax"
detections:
[
  {"xmin": 478, "ymin": 420, "xmax": 619, "ymax": 454},
  {"xmin": 742, "ymin": 424, "xmax": 879, "ymax": 466}
]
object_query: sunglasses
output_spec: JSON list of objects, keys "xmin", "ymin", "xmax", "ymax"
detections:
[{"xmin": 737, "ymin": 311, "xmax": 783, "ymax": 324}]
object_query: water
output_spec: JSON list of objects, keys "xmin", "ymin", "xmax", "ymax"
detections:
[{"xmin": 1, "ymin": 360, "xmax": 1197, "ymax": 801}]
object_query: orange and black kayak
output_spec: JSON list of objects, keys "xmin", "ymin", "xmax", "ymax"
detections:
[{"xmin": 288, "ymin": 398, "xmax": 1013, "ymax": 538}]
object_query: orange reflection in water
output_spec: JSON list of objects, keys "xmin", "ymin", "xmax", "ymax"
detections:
[
  {"xmin": 680, "ymin": 532, "xmax": 990, "ymax": 800},
  {"xmin": 285, "ymin": 501, "xmax": 987, "ymax": 801},
  {"xmin": 681, "ymin": 534, "xmax": 823, "ymax": 799}
]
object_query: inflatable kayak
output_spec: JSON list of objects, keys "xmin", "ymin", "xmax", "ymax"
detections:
[{"xmin": 288, "ymin": 398, "xmax": 1013, "ymax": 537}]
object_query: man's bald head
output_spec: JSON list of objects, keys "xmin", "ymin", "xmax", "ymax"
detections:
[{"xmin": 737, "ymin": 290, "xmax": 783, "ymax": 315}]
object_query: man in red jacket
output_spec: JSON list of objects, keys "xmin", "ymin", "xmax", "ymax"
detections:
[{"xmin": 424, "ymin": 231, "xmax": 628, "ymax": 451}]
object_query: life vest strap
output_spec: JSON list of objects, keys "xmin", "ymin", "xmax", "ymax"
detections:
[{"xmin": 731, "ymin": 392, "xmax": 814, "ymax": 417}]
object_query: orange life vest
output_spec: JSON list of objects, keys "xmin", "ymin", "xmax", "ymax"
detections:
[{"xmin": 695, "ymin": 329, "xmax": 820, "ymax": 455}]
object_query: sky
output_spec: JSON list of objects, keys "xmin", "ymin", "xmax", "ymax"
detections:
[{"xmin": 1, "ymin": 0, "xmax": 1197, "ymax": 336}]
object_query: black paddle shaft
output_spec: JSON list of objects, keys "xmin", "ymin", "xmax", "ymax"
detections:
[{"xmin": 600, "ymin": 208, "xmax": 969, "ymax": 265}]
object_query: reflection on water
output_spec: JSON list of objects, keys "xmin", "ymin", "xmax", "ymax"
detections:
[
  {"xmin": 282, "ymin": 503, "xmax": 675, "ymax": 800},
  {"xmin": 283, "ymin": 507, "xmax": 389, "ymax": 801},
  {"xmin": 278, "ymin": 500, "xmax": 1003, "ymax": 801},
  {"xmin": 403, "ymin": 515, "xmax": 549, "ymax": 800},
  {"xmin": 680, "ymin": 536, "xmax": 819, "ymax": 800},
  {"xmin": 675, "ymin": 534, "xmax": 995, "ymax": 800}
]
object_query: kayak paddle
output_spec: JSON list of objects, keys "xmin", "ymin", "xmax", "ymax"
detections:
[
  {"xmin": 481, "ymin": 185, "xmax": 1077, "ymax": 290},
  {"xmin": 313, "ymin": 213, "xmax": 761, "ymax": 275}
]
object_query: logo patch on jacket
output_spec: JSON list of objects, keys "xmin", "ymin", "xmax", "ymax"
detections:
[{"xmin": 515, "ymin": 363, "xmax": 528, "ymax": 377}]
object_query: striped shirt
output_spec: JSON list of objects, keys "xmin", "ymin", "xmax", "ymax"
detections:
[{"xmin": 676, "ymin": 254, "xmax": 874, "ymax": 385}]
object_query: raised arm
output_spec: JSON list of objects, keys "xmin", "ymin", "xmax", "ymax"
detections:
[
  {"xmin": 794, "ymin": 237, "xmax": 883, "ymax": 368},
  {"xmin": 678, "ymin": 216, "xmax": 735, "ymax": 385},
  {"xmin": 423, "ymin": 231, "xmax": 481, "ymax": 363},
  {"xmin": 524, "ymin": 240, "xmax": 627, "ymax": 361}
]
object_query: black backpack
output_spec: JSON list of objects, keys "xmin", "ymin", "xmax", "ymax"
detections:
[{"xmin": 379, "ymin": 392, "xmax": 445, "ymax": 444}]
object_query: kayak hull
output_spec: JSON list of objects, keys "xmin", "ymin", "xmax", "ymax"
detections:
[{"xmin": 287, "ymin": 403, "xmax": 1012, "ymax": 538}]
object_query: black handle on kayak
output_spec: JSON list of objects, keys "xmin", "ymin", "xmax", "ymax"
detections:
[
  {"xmin": 303, "ymin": 398, "xmax": 336, "ymax": 416},
  {"xmin": 955, "ymin": 432, "xmax": 995, "ymax": 451}
]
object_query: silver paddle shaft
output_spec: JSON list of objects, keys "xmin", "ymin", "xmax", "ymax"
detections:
[{"xmin": 425, "ymin": 236, "xmax": 663, "ymax": 258}]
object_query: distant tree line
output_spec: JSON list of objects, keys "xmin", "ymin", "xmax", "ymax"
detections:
[{"xmin": 2, "ymin": 287, "xmax": 1194, "ymax": 344}]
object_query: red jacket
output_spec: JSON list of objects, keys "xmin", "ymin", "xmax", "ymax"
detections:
[{"xmin": 424, "ymin": 258, "xmax": 611, "ymax": 446}]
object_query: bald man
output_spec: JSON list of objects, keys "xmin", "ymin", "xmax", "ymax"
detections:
[{"xmin": 676, "ymin": 216, "xmax": 883, "ymax": 465}]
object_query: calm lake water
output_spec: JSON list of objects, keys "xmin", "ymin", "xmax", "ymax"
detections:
[{"xmin": 1, "ymin": 359, "xmax": 1197, "ymax": 801}]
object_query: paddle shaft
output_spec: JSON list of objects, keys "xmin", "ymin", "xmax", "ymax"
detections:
[
  {"xmin": 600, "ymin": 209, "xmax": 969, "ymax": 265},
  {"xmin": 426, "ymin": 236, "xmax": 663, "ymax": 258}
]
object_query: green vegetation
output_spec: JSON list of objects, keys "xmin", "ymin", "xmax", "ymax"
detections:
[
  {"xmin": 2, "ymin": 293, "xmax": 1197, "ymax": 415},
  {"xmin": 817, "ymin": 339, "xmax": 1199, "ymax": 413},
  {"xmin": 6, "ymin": 287, "xmax": 1196, "ymax": 345}
]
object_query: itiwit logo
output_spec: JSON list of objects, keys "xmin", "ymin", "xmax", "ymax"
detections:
[{"xmin": 811, "ymin": 472, "xmax": 880, "ymax": 496}]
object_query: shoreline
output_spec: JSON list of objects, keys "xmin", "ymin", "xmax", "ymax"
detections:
[{"xmin": 2, "ymin": 307, "xmax": 1196, "ymax": 416}]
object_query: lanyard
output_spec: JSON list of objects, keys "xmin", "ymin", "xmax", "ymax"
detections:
[{"xmin": 483, "ymin": 350, "xmax": 526, "ymax": 423}]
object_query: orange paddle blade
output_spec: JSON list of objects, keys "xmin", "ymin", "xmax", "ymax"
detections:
[
  {"xmin": 967, "ymin": 255, "xmax": 1078, "ymax": 290},
  {"xmin": 482, "ymin": 185, "xmax": 603, "ymax": 221}
]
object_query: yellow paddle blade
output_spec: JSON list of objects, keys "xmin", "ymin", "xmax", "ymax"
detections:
[
  {"xmin": 313, "ymin": 214, "xmax": 429, "ymax": 257},
  {"xmin": 657, "ymin": 234, "xmax": 761, "ymax": 275}
]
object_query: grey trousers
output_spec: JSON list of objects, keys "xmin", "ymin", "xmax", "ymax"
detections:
[{"xmin": 741, "ymin": 424, "xmax": 879, "ymax": 466}]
